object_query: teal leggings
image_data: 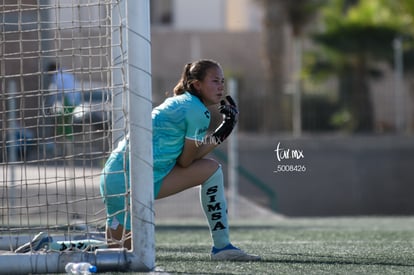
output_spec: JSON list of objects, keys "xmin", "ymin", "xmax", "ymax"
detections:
[{"xmin": 100, "ymin": 152, "xmax": 163, "ymax": 231}]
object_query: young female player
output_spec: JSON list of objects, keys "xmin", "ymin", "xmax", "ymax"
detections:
[{"xmin": 100, "ymin": 59, "xmax": 260, "ymax": 261}]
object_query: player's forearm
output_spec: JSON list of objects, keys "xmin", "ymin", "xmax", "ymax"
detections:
[{"xmin": 194, "ymin": 142, "xmax": 218, "ymax": 160}]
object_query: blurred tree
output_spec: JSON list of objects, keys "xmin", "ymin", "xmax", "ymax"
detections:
[
  {"xmin": 257, "ymin": 0, "xmax": 322, "ymax": 133},
  {"xmin": 286, "ymin": 0, "xmax": 325, "ymax": 136},
  {"xmin": 311, "ymin": 0, "xmax": 411, "ymax": 132},
  {"xmin": 394, "ymin": 0, "xmax": 414, "ymax": 132},
  {"xmin": 257, "ymin": 0, "xmax": 289, "ymax": 132}
]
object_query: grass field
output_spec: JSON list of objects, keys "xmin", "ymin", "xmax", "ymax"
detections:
[{"xmin": 112, "ymin": 216, "xmax": 414, "ymax": 275}]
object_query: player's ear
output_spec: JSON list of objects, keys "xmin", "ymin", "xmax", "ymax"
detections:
[{"xmin": 192, "ymin": 79, "xmax": 202, "ymax": 92}]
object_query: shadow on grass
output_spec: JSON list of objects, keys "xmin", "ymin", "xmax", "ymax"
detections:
[
  {"xmin": 155, "ymin": 224, "xmax": 279, "ymax": 231},
  {"xmin": 154, "ymin": 223, "xmax": 366, "ymax": 232},
  {"xmin": 267, "ymin": 252, "xmax": 414, "ymax": 268},
  {"xmin": 157, "ymin": 245, "xmax": 207, "ymax": 254},
  {"xmin": 156, "ymin": 246, "xmax": 414, "ymax": 268}
]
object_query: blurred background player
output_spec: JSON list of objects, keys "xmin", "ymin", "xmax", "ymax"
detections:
[
  {"xmin": 45, "ymin": 62, "xmax": 81, "ymax": 139},
  {"xmin": 46, "ymin": 62, "xmax": 80, "ymax": 107}
]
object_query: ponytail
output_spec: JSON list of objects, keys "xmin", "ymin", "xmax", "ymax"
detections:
[
  {"xmin": 173, "ymin": 63, "xmax": 193, "ymax": 95},
  {"xmin": 172, "ymin": 59, "xmax": 221, "ymax": 96}
]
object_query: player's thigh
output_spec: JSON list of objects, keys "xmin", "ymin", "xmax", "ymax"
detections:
[
  {"xmin": 156, "ymin": 158, "xmax": 219, "ymax": 199},
  {"xmin": 101, "ymin": 172, "xmax": 128, "ymax": 211}
]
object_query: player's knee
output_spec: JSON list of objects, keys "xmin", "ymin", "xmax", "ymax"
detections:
[
  {"xmin": 204, "ymin": 158, "xmax": 220, "ymax": 174},
  {"xmin": 201, "ymin": 159, "xmax": 224, "ymax": 186}
]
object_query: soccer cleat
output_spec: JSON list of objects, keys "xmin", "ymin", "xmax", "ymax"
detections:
[
  {"xmin": 15, "ymin": 232, "xmax": 53, "ymax": 253},
  {"xmin": 211, "ymin": 243, "xmax": 261, "ymax": 261}
]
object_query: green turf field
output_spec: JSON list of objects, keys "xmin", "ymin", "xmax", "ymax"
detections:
[
  {"xmin": 40, "ymin": 216, "xmax": 412, "ymax": 275},
  {"xmin": 141, "ymin": 217, "xmax": 414, "ymax": 275}
]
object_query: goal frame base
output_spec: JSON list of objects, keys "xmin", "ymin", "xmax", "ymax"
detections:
[{"xmin": 0, "ymin": 248, "xmax": 153, "ymax": 274}]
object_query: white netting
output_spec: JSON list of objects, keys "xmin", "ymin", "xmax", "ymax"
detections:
[{"xmin": 0, "ymin": 0, "xmax": 127, "ymax": 250}]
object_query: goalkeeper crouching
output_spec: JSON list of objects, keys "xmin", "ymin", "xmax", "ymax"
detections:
[{"xmin": 100, "ymin": 59, "xmax": 261, "ymax": 261}]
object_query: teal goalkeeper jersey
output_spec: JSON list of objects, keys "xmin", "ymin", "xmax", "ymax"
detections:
[
  {"xmin": 152, "ymin": 91, "xmax": 210, "ymax": 184},
  {"xmin": 101, "ymin": 92, "xmax": 210, "ymax": 204}
]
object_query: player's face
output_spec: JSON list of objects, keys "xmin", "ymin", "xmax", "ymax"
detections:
[{"xmin": 196, "ymin": 67, "xmax": 225, "ymax": 106}]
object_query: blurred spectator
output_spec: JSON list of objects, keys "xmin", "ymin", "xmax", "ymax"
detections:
[
  {"xmin": 46, "ymin": 62, "xmax": 81, "ymax": 139},
  {"xmin": 47, "ymin": 62, "xmax": 81, "ymax": 106}
]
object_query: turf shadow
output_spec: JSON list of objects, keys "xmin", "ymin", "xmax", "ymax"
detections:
[{"xmin": 271, "ymin": 252, "xmax": 414, "ymax": 268}]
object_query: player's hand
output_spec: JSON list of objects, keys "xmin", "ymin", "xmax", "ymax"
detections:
[{"xmin": 211, "ymin": 95, "xmax": 239, "ymax": 144}]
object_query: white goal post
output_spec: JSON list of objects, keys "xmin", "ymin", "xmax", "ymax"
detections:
[{"xmin": 0, "ymin": 0, "xmax": 154, "ymax": 273}]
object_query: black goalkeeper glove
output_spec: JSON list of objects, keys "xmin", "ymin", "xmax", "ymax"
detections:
[{"xmin": 211, "ymin": 95, "xmax": 239, "ymax": 144}]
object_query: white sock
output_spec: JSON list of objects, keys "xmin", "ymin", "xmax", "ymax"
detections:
[{"xmin": 200, "ymin": 165, "xmax": 230, "ymax": 249}]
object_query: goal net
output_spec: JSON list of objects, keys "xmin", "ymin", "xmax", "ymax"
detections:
[{"xmin": 0, "ymin": 0, "xmax": 154, "ymax": 273}]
